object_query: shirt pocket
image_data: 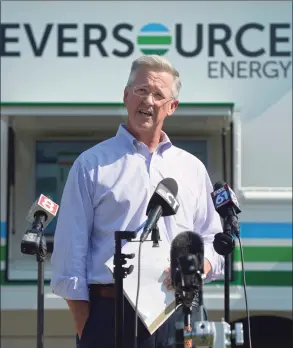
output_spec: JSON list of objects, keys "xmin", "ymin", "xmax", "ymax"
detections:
[
  {"xmin": 173, "ymin": 199, "xmax": 195, "ymax": 233},
  {"xmin": 173, "ymin": 183, "xmax": 196, "ymax": 233}
]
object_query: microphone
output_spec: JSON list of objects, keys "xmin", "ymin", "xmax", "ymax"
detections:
[
  {"xmin": 151, "ymin": 224, "xmax": 160, "ymax": 247},
  {"xmin": 170, "ymin": 231, "xmax": 204, "ymax": 309},
  {"xmin": 140, "ymin": 178, "xmax": 179, "ymax": 243},
  {"xmin": 211, "ymin": 181, "xmax": 241, "ymax": 256},
  {"xmin": 21, "ymin": 194, "xmax": 59, "ymax": 255},
  {"xmin": 211, "ymin": 181, "xmax": 241, "ymax": 220}
]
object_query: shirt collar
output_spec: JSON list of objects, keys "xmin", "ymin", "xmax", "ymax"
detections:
[
  {"xmin": 116, "ymin": 124, "xmax": 172, "ymax": 156},
  {"xmin": 157, "ymin": 131, "xmax": 172, "ymax": 156},
  {"xmin": 116, "ymin": 124, "xmax": 137, "ymax": 147}
]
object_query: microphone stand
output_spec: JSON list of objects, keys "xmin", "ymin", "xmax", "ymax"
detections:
[
  {"xmin": 223, "ymin": 215, "xmax": 235, "ymax": 325},
  {"xmin": 183, "ymin": 305, "xmax": 193, "ymax": 348},
  {"xmin": 113, "ymin": 224, "xmax": 159, "ymax": 348},
  {"xmin": 224, "ymin": 255, "xmax": 231, "ymax": 325},
  {"xmin": 20, "ymin": 212, "xmax": 47, "ymax": 348},
  {"xmin": 175, "ymin": 254, "xmax": 204, "ymax": 348},
  {"xmin": 113, "ymin": 230, "xmax": 136, "ymax": 348},
  {"xmin": 37, "ymin": 234, "xmax": 47, "ymax": 348},
  {"xmin": 151, "ymin": 224, "xmax": 160, "ymax": 247},
  {"xmin": 182, "ymin": 285, "xmax": 204, "ymax": 348}
]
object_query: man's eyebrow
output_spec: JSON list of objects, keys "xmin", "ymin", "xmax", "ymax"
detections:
[{"xmin": 136, "ymin": 82, "xmax": 169, "ymax": 93}]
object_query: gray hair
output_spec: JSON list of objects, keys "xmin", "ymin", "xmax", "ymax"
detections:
[{"xmin": 126, "ymin": 55, "xmax": 181, "ymax": 99}]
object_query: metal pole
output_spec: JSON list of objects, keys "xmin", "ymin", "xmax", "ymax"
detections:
[
  {"xmin": 183, "ymin": 307, "xmax": 192, "ymax": 348},
  {"xmin": 37, "ymin": 260, "xmax": 44, "ymax": 348},
  {"xmin": 229, "ymin": 121, "xmax": 235, "ymax": 283},
  {"xmin": 35, "ymin": 223, "xmax": 47, "ymax": 348},
  {"xmin": 221, "ymin": 127, "xmax": 230, "ymax": 325},
  {"xmin": 114, "ymin": 232, "xmax": 124, "ymax": 348},
  {"xmin": 224, "ymin": 254, "xmax": 230, "ymax": 324},
  {"xmin": 229, "ymin": 121, "xmax": 234, "ymax": 190},
  {"xmin": 221, "ymin": 127, "xmax": 228, "ymax": 182}
]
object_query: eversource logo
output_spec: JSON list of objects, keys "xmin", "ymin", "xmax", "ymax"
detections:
[
  {"xmin": 137, "ymin": 23, "xmax": 171, "ymax": 56},
  {"xmin": 0, "ymin": 21, "xmax": 291, "ymax": 78}
]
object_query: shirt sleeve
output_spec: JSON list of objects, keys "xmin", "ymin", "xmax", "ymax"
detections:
[
  {"xmin": 50, "ymin": 159, "xmax": 94, "ymax": 301},
  {"xmin": 193, "ymin": 163, "xmax": 224, "ymax": 282}
]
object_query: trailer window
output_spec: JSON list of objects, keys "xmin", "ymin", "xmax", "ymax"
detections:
[{"xmin": 35, "ymin": 140, "xmax": 97, "ymax": 236}]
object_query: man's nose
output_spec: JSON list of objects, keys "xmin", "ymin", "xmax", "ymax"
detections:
[{"xmin": 144, "ymin": 93, "xmax": 155, "ymax": 105}]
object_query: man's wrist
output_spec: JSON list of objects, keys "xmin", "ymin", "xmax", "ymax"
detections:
[
  {"xmin": 204, "ymin": 258, "xmax": 212, "ymax": 276},
  {"xmin": 66, "ymin": 299, "xmax": 90, "ymax": 337}
]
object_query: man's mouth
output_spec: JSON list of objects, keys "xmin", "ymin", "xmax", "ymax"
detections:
[{"xmin": 138, "ymin": 109, "xmax": 153, "ymax": 116}]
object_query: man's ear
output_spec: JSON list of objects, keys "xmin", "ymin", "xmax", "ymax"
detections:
[{"xmin": 167, "ymin": 100, "xmax": 179, "ymax": 116}]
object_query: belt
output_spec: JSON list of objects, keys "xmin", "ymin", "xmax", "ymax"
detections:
[{"xmin": 89, "ymin": 284, "xmax": 116, "ymax": 299}]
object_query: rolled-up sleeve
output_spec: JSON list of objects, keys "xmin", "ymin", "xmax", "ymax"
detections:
[
  {"xmin": 193, "ymin": 163, "xmax": 224, "ymax": 282},
  {"xmin": 50, "ymin": 159, "xmax": 94, "ymax": 301}
]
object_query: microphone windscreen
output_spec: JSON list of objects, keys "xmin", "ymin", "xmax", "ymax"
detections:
[
  {"xmin": 170, "ymin": 231, "xmax": 204, "ymax": 283},
  {"xmin": 170, "ymin": 231, "xmax": 205, "ymax": 300},
  {"xmin": 171, "ymin": 231, "xmax": 204, "ymax": 258},
  {"xmin": 160, "ymin": 177, "xmax": 178, "ymax": 197}
]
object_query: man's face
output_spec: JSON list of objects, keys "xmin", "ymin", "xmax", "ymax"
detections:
[{"xmin": 123, "ymin": 69, "xmax": 179, "ymax": 135}]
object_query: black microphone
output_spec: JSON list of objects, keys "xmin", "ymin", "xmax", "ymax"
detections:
[
  {"xmin": 170, "ymin": 231, "xmax": 204, "ymax": 309},
  {"xmin": 140, "ymin": 178, "xmax": 179, "ymax": 243},
  {"xmin": 211, "ymin": 181, "xmax": 241, "ymax": 256},
  {"xmin": 21, "ymin": 194, "xmax": 59, "ymax": 256}
]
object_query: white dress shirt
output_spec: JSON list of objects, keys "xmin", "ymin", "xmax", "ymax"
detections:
[{"xmin": 50, "ymin": 125, "xmax": 224, "ymax": 301}]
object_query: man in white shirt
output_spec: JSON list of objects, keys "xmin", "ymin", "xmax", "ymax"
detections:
[{"xmin": 51, "ymin": 55, "xmax": 224, "ymax": 348}]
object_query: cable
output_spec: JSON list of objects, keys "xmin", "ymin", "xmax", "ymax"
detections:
[
  {"xmin": 237, "ymin": 235, "xmax": 252, "ymax": 348},
  {"xmin": 119, "ymin": 221, "xmax": 147, "ymax": 348},
  {"xmin": 134, "ymin": 240, "xmax": 143, "ymax": 348}
]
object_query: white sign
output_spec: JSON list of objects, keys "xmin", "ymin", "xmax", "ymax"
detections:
[{"xmin": 1, "ymin": 0, "xmax": 292, "ymax": 111}]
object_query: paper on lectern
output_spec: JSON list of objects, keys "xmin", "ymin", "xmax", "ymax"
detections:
[{"xmin": 105, "ymin": 231, "xmax": 176, "ymax": 335}]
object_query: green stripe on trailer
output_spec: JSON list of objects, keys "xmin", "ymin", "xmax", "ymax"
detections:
[
  {"xmin": 0, "ymin": 245, "xmax": 6, "ymax": 261},
  {"xmin": 239, "ymin": 270, "xmax": 292, "ymax": 286},
  {"xmin": 0, "ymin": 270, "xmax": 291, "ymax": 286},
  {"xmin": 234, "ymin": 246, "xmax": 293, "ymax": 262},
  {"xmin": 209, "ymin": 270, "xmax": 292, "ymax": 287}
]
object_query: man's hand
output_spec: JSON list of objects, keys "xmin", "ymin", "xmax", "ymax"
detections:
[
  {"xmin": 204, "ymin": 258, "xmax": 212, "ymax": 277},
  {"xmin": 163, "ymin": 259, "xmax": 212, "ymax": 290},
  {"xmin": 66, "ymin": 300, "xmax": 90, "ymax": 339},
  {"xmin": 163, "ymin": 267, "xmax": 173, "ymax": 290}
]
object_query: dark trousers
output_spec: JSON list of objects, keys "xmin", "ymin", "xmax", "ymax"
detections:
[{"xmin": 76, "ymin": 292, "xmax": 208, "ymax": 348}]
